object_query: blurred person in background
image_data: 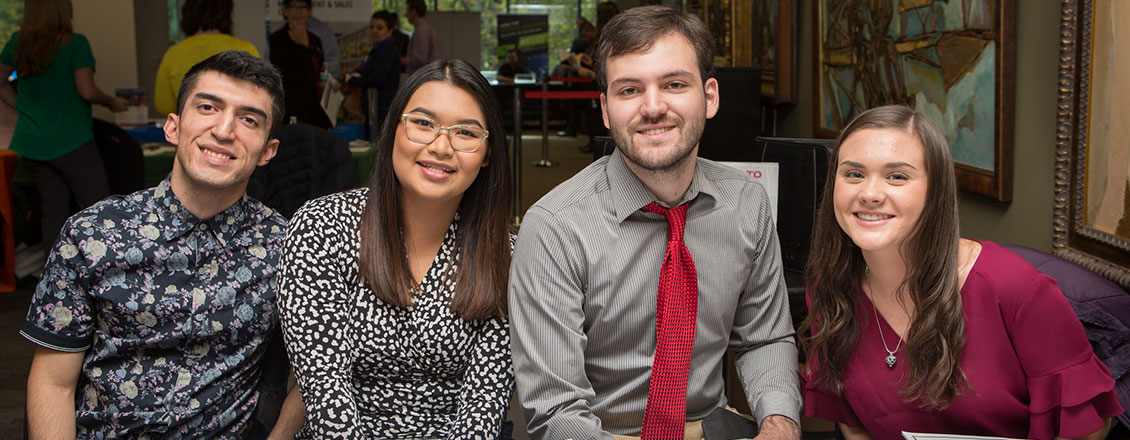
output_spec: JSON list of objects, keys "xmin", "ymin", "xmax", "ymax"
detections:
[
  {"xmin": 270, "ymin": 0, "xmax": 332, "ymax": 129},
  {"xmin": 596, "ymin": 0, "xmax": 621, "ymax": 34},
  {"xmin": 154, "ymin": 0, "xmax": 259, "ymax": 116},
  {"xmin": 0, "ymin": 0, "xmax": 127, "ymax": 247},
  {"xmin": 389, "ymin": 11, "xmax": 410, "ymax": 63},
  {"xmin": 345, "ymin": 10, "xmax": 400, "ymax": 137},
  {"xmin": 404, "ymin": 0, "xmax": 440, "ymax": 74},
  {"xmin": 496, "ymin": 50, "xmax": 527, "ymax": 83},
  {"xmin": 306, "ymin": 13, "xmax": 341, "ymax": 79}
]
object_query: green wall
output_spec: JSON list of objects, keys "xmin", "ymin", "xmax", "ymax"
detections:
[{"xmin": 776, "ymin": 2, "xmax": 1060, "ymax": 252}]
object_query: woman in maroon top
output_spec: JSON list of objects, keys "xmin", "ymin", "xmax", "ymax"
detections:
[{"xmin": 801, "ymin": 105, "xmax": 1121, "ymax": 440}]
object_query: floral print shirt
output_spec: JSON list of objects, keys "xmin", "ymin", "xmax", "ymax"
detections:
[{"xmin": 21, "ymin": 178, "xmax": 287, "ymax": 439}]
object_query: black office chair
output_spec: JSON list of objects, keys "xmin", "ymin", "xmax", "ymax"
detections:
[
  {"xmin": 750, "ymin": 137, "xmax": 835, "ymax": 333},
  {"xmin": 247, "ymin": 123, "xmax": 360, "ymax": 219}
]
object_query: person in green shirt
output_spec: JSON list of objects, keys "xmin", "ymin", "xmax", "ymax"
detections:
[{"xmin": 0, "ymin": 0, "xmax": 127, "ymax": 246}]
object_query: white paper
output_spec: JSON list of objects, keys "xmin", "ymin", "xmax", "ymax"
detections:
[
  {"xmin": 901, "ymin": 432, "xmax": 1023, "ymax": 440},
  {"xmin": 719, "ymin": 162, "xmax": 779, "ymax": 224},
  {"xmin": 321, "ymin": 80, "xmax": 345, "ymax": 127}
]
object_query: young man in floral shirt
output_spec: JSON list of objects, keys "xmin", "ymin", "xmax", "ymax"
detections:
[{"xmin": 22, "ymin": 50, "xmax": 288, "ymax": 439}]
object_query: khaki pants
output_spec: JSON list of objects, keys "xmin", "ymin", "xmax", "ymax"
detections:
[{"xmin": 610, "ymin": 406, "xmax": 750, "ymax": 440}]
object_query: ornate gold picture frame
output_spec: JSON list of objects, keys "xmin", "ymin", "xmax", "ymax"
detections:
[{"xmin": 1054, "ymin": 0, "xmax": 1130, "ymax": 289}]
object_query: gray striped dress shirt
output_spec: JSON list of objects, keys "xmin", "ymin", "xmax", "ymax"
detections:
[{"xmin": 509, "ymin": 150, "xmax": 801, "ymax": 439}]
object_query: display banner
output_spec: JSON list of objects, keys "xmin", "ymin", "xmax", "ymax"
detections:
[
  {"xmin": 720, "ymin": 162, "xmax": 780, "ymax": 224},
  {"xmin": 270, "ymin": 0, "xmax": 371, "ymax": 23},
  {"xmin": 497, "ymin": 14, "xmax": 549, "ymax": 79}
]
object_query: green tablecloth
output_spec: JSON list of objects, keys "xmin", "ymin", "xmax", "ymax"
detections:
[
  {"xmin": 7, "ymin": 144, "xmax": 377, "ymax": 250},
  {"xmin": 142, "ymin": 143, "xmax": 378, "ymax": 188}
]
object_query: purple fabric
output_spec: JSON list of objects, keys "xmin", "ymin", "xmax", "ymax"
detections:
[
  {"xmin": 803, "ymin": 241, "xmax": 1122, "ymax": 440},
  {"xmin": 1000, "ymin": 243, "xmax": 1130, "ymax": 324},
  {"xmin": 999, "ymin": 243, "xmax": 1130, "ymax": 428}
]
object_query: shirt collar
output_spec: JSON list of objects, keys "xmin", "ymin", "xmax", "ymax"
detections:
[
  {"xmin": 153, "ymin": 177, "xmax": 254, "ymax": 246},
  {"xmin": 607, "ymin": 149, "xmax": 720, "ymax": 223}
]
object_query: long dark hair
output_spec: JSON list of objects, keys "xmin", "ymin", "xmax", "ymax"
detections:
[
  {"xmin": 801, "ymin": 104, "xmax": 967, "ymax": 410},
  {"xmin": 15, "ymin": 0, "xmax": 71, "ymax": 76},
  {"xmin": 358, "ymin": 59, "xmax": 512, "ymax": 320}
]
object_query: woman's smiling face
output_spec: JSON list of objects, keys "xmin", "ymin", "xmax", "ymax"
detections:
[
  {"xmin": 833, "ymin": 127, "xmax": 929, "ymax": 255},
  {"xmin": 391, "ymin": 81, "xmax": 489, "ymax": 208}
]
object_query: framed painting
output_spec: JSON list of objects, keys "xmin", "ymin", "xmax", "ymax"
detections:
[
  {"xmin": 687, "ymin": 0, "xmax": 796, "ymax": 103},
  {"xmin": 815, "ymin": 0, "xmax": 1015, "ymax": 201},
  {"xmin": 747, "ymin": 0, "xmax": 796, "ymax": 103},
  {"xmin": 1054, "ymin": 0, "xmax": 1130, "ymax": 289}
]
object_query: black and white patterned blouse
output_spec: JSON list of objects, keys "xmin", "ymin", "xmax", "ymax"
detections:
[{"xmin": 277, "ymin": 188, "xmax": 513, "ymax": 439}]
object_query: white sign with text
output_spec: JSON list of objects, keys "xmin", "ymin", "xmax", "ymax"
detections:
[
  {"xmin": 271, "ymin": 1, "xmax": 371, "ymax": 23},
  {"xmin": 720, "ymin": 162, "xmax": 779, "ymax": 225}
]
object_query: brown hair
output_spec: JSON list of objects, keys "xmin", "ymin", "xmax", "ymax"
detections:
[
  {"xmin": 407, "ymin": 0, "xmax": 428, "ymax": 18},
  {"xmin": 181, "ymin": 0, "xmax": 234, "ymax": 35},
  {"xmin": 595, "ymin": 1, "xmax": 620, "ymax": 31},
  {"xmin": 592, "ymin": 5, "xmax": 714, "ymax": 91},
  {"xmin": 371, "ymin": 10, "xmax": 397, "ymax": 29},
  {"xmin": 358, "ymin": 59, "xmax": 512, "ymax": 320},
  {"xmin": 801, "ymin": 104, "xmax": 967, "ymax": 410},
  {"xmin": 15, "ymin": 0, "xmax": 72, "ymax": 76}
]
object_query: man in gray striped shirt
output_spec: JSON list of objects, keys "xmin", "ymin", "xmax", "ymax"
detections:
[{"xmin": 509, "ymin": 6, "xmax": 801, "ymax": 440}]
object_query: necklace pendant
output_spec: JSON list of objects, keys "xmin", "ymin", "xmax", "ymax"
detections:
[{"xmin": 885, "ymin": 353, "xmax": 897, "ymax": 368}]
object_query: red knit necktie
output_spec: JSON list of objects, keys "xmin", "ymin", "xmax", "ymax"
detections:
[{"xmin": 641, "ymin": 201, "xmax": 698, "ymax": 440}]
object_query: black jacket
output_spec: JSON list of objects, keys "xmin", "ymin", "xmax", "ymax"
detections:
[{"xmin": 247, "ymin": 123, "xmax": 359, "ymax": 219}]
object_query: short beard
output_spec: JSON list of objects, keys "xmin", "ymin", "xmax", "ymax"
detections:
[{"xmin": 612, "ymin": 115, "xmax": 704, "ymax": 173}]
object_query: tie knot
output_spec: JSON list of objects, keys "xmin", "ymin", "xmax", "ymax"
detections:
[{"xmin": 644, "ymin": 201, "xmax": 689, "ymax": 241}]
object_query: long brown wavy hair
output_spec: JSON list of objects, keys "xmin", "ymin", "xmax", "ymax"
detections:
[
  {"xmin": 801, "ymin": 104, "xmax": 968, "ymax": 410},
  {"xmin": 15, "ymin": 0, "xmax": 72, "ymax": 76},
  {"xmin": 357, "ymin": 59, "xmax": 512, "ymax": 320}
]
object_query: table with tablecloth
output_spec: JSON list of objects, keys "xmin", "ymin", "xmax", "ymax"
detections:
[{"xmin": 140, "ymin": 143, "xmax": 378, "ymax": 188}]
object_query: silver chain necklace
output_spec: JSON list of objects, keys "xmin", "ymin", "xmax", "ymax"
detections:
[{"xmin": 866, "ymin": 270, "xmax": 904, "ymax": 368}]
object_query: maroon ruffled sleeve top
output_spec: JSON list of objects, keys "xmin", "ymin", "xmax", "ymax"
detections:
[{"xmin": 803, "ymin": 241, "xmax": 1122, "ymax": 440}]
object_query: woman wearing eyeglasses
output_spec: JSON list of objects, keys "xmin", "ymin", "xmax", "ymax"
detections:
[{"xmin": 275, "ymin": 59, "xmax": 513, "ymax": 439}]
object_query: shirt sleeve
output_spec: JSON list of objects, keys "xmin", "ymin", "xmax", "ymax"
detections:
[
  {"xmin": 427, "ymin": 29, "xmax": 441, "ymax": 64},
  {"xmin": 20, "ymin": 216, "xmax": 97, "ymax": 352},
  {"xmin": 508, "ymin": 206, "xmax": 615, "ymax": 440},
  {"xmin": 730, "ymin": 182, "xmax": 802, "ymax": 425},
  {"xmin": 800, "ymin": 354, "xmax": 862, "ymax": 426},
  {"xmin": 0, "ymin": 32, "xmax": 15, "ymax": 67},
  {"xmin": 318, "ymin": 25, "xmax": 341, "ymax": 78},
  {"xmin": 276, "ymin": 202, "xmax": 360, "ymax": 438},
  {"xmin": 1002, "ymin": 272, "xmax": 1123, "ymax": 439},
  {"xmin": 799, "ymin": 288, "xmax": 862, "ymax": 427},
  {"xmin": 348, "ymin": 43, "xmax": 397, "ymax": 87},
  {"xmin": 70, "ymin": 34, "xmax": 95, "ymax": 71},
  {"xmin": 406, "ymin": 23, "xmax": 438, "ymax": 72},
  {"xmin": 405, "ymin": 32, "xmax": 424, "ymax": 72},
  {"xmin": 447, "ymin": 315, "xmax": 514, "ymax": 439}
]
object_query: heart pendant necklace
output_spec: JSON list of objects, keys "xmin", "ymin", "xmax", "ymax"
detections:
[{"xmin": 867, "ymin": 269, "xmax": 904, "ymax": 368}]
